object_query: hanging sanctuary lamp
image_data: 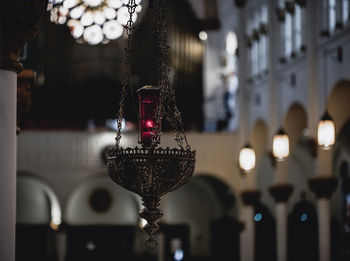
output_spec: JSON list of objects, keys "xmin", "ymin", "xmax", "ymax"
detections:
[{"xmin": 106, "ymin": 0, "xmax": 196, "ymax": 248}]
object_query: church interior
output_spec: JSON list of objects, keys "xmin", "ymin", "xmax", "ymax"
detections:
[{"xmin": 1, "ymin": 0, "xmax": 350, "ymax": 261}]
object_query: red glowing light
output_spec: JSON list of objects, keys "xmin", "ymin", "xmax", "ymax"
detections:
[
  {"xmin": 137, "ymin": 86, "xmax": 161, "ymax": 147},
  {"xmin": 146, "ymin": 120, "xmax": 154, "ymax": 128}
]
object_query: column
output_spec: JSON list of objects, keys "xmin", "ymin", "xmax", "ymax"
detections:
[
  {"xmin": 0, "ymin": 1, "xmax": 47, "ymax": 260},
  {"xmin": 0, "ymin": 70, "xmax": 17, "ymax": 261},
  {"xmin": 269, "ymin": 184, "xmax": 294, "ymax": 261},
  {"xmin": 274, "ymin": 159, "xmax": 289, "ymax": 184},
  {"xmin": 240, "ymin": 190, "xmax": 261, "ymax": 261},
  {"xmin": 309, "ymin": 177, "xmax": 338, "ymax": 261},
  {"xmin": 267, "ymin": 0, "xmax": 279, "ymax": 144},
  {"xmin": 307, "ymin": 0, "xmax": 320, "ymax": 135}
]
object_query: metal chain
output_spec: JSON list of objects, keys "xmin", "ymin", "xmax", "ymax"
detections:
[
  {"xmin": 152, "ymin": 0, "xmax": 191, "ymax": 150},
  {"xmin": 115, "ymin": 0, "xmax": 137, "ymax": 147},
  {"xmin": 116, "ymin": 0, "xmax": 191, "ymax": 151}
]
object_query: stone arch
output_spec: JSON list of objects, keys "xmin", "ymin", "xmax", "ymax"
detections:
[
  {"xmin": 331, "ymin": 119, "xmax": 350, "ymax": 218},
  {"xmin": 251, "ymin": 120, "xmax": 275, "ymax": 212},
  {"xmin": 194, "ymin": 174, "xmax": 238, "ymax": 216},
  {"xmin": 283, "ymin": 102, "xmax": 308, "ymax": 149},
  {"xmin": 327, "ymin": 80, "xmax": 350, "ymax": 135},
  {"xmin": 333, "ymin": 119, "xmax": 350, "ymax": 178},
  {"xmin": 65, "ymin": 175, "xmax": 139, "ymax": 225},
  {"xmin": 17, "ymin": 171, "xmax": 62, "ymax": 227},
  {"xmin": 161, "ymin": 174, "xmax": 238, "ymax": 256},
  {"xmin": 327, "ymin": 80, "xmax": 350, "ymax": 219},
  {"xmin": 282, "ymin": 103, "xmax": 314, "ymax": 208},
  {"xmin": 287, "ymin": 134, "xmax": 317, "ymax": 210},
  {"xmin": 250, "ymin": 119, "xmax": 268, "ymax": 159}
]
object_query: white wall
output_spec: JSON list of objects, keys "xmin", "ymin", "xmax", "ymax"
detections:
[
  {"xmin": 287, "ymin": 140, "xmax": 317, "ymax": 211},
  {"xmin": 17, "ymin": 130, "xmax": 243, "ymax": 257},
  {"xmin": 65, "ymin": 176, "xmax": 139, "ymax": 225}
]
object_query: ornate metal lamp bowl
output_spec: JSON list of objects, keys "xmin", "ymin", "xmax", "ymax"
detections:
[{"xmin": 107, "ymin": 146, "xmax": 195, "ymax": 248}]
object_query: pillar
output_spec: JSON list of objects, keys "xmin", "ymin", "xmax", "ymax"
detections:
[
  {"xmin": 309, "ymin": 177, "xmax": 338, "ymax": 261},
  {"xmin": 240, "ymin": 190, "xmax": 261, "ymax": 261},
  {"xmin": 307, "ymin": 0, "xmax": 320, "ymax": 135},
  {"xmin": 0, "ymin": 69, "xmax": 17, "ymax": 261},
  {"xmin": 0, "ymin": 1, "xmax": 47, "ymax": 260},
  {"xmin": 267, "ymin": 0, "xmax": 279, "ymax": 144},
  {"xmin": 269, "ymin": 184, "xmax": 294, "ymax": 261}
]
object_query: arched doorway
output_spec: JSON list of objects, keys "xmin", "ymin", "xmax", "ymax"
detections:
[
  {"xmin": 332, "ymin": 119, "xmax": 350, "ymax": 261},
  {"xmin": 16, "ymin": 172, "xmax": 61, "ymax": 261},
  {"xmin": 283, "ymin": 103, "xmax": 307, "ymax": 149},
  {"xmin": 252, "ymin": 120, "xmax": 275, "ymax": 212},
  {"xmin": 282, "ymin": 103, "xmax": 315, "ymax": 208},
  {"xmin": 64, "ymin": 176, "xmax": 139, "ymax": 261},
  {"xmin": 288, "ymin": 193, "xmax": 318, "ymax": 261},
  {"xmin": 161, "ymin": 174, "xmax": 240, "ymax": 261},
  {"xmin": 328, "ymin": 80, "xmax": 350, "ymax": 260},
  {"xmin": 327, "ymin": 80, "xmax": 350, "ymax": 135},
  {"xmin": 254, "ymin": 201, "xmax": 276, "ymax": 261}
]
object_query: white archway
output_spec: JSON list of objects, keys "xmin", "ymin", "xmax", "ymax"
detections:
[
  {"xmin": 17, "ymin": 172, "xmax": 62, "ymax": 227},
  {"xmin": 65, "ymin": 176, "xmax": 139, "ymax": 225}
]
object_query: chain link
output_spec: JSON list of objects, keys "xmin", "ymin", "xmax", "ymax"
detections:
[
  {"xmin": 152, "ymin": 0, "xmax": 191, "ymax": 150},
  {"xmin": 115, "ymin": 0, "xmax": 137, "ymax": 147},
  {"xmin": 116, "ymin": 0, "xmax": 191, "ymax": 151}
]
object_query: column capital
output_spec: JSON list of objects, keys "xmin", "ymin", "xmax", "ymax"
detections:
[
  {"xmin": 0, "ymin": 0, "xmax": 48, "ymax": 73},
  {"xmin": 269, "ymin": 184, "xmax": 294, "ymax": 203},
  {"xmin": 308, "ymin": 177, "xmax": 338, "ymax": 199},
  {"xmin": 240, "ymin": 189, "xmax": 261, "ymax": 206}
]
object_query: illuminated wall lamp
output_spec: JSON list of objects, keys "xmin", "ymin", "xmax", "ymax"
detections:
[
  {"xmin": 239, "ymin": 143, "xmax": 256, "ymax": 174},
  {"xmin": 317, "ymin": 112, "xmax": 335, "ymax": 150},
  {"xmin": 272, "ymin": 128, "xmax": 289, "ymax": 161}
]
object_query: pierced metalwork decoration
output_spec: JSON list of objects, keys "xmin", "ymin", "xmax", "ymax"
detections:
[
  {"xmin": 107, "ymin": 147, "xmax": 195, "ymax": 248},
  {"xmin": 107, "ymin": 0, "xmax": 196, "ymax": 249}
]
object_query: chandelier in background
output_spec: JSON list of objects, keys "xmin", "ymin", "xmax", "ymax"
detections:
[{"xmin": 48, "ymin": 0, "xmax": 142, "ymax": 44}]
